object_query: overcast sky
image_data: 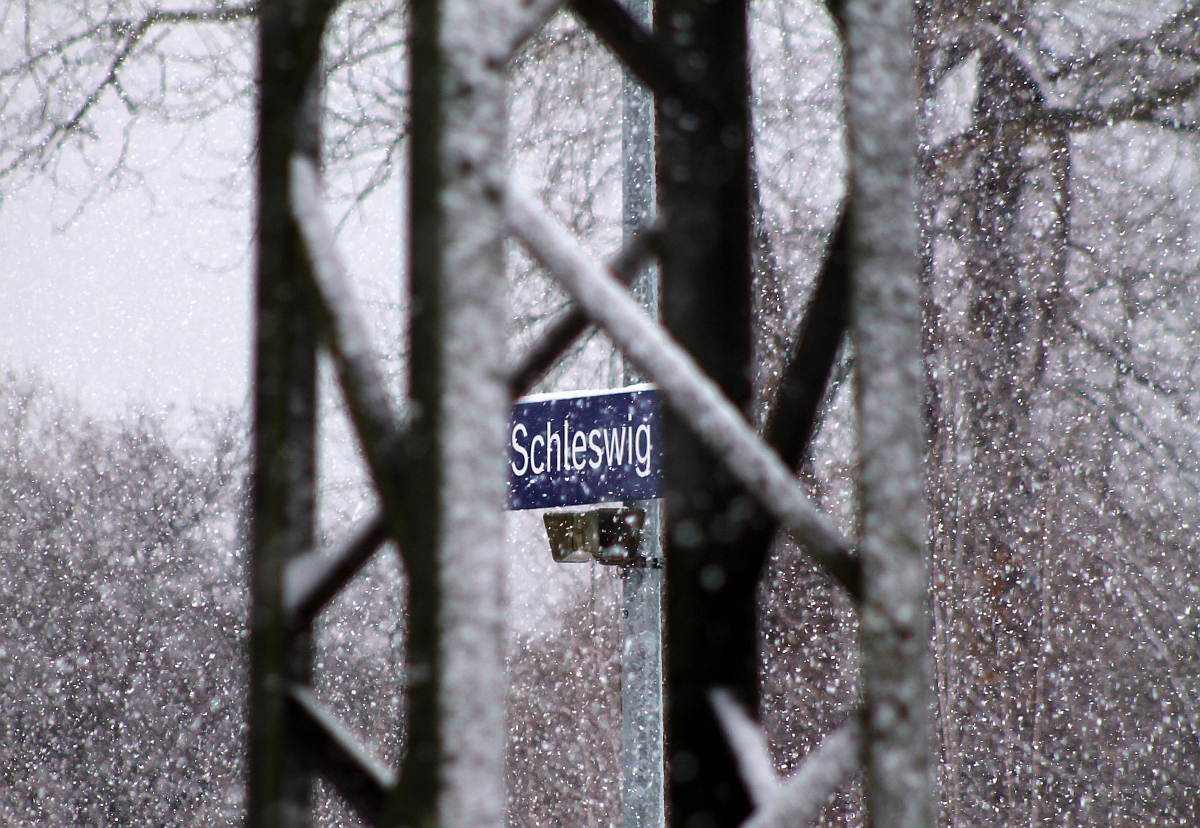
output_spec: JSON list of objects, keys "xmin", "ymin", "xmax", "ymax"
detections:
[{"xmin": 0, "ymin": 105, "xmax": 401, "ymax": 419}]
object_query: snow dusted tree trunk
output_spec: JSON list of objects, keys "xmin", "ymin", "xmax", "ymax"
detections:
[
  {"xmin": 650, "ymin": 0, "xmax": 760, "ymax": 822},
  {"xmin": 390, "ymin": 0, "xmax": 512, "ymax": 826},
  {"xmin": 835, "ymin": 0, "xmax": 935, "ymax": 827},
  {"xmin": 247, "ymin": 2, "xmax": 330, "ymax": 826}
]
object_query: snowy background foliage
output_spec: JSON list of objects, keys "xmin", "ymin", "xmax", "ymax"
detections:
[
  {"xmin": 0, "ymin": 373, "xmax": 245, "ymax": 825},
  {"xmin": 2, "ymin": 0, "xmax": 1200, "ymax": 826}
]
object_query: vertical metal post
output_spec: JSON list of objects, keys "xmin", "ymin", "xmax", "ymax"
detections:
[
  {"xmin": 619, "ymin": 522, "xmax": 665, "ymax": 828},
  {"xmin": 619, "ymin": 5, "xmax": 664, "ymax": 828},
  {"xmin": 392, "ymin": 0, "xmax": 511, "ymax": 825},
  {"xmin": 621, "ymin": 0, "xmax": 654, "ymax": 263}
]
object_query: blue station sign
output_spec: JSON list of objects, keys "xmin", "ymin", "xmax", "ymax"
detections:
[{"xmin": 507, "ymin": 384, "xmax": 663, "ymax": 510}]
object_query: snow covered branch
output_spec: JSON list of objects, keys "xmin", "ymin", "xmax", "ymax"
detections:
[
  {"xmin": 507, "ymin": 219, "xmax": 661, "ymax": 396},
  {"xmin": 289, "ymin": 154, "xmax": 412, "ymax": 543},
  {"xmin": 289, "ymin": 683, "xmax": 395, "ymax": 824},
  {"xmin": 742, "ymin": 719, "xmax": 862, "ymax": 828},
  {"xmin": 710, "ymin": 688, "xmax": 861, "ymax": 828},
  {"xmin": 505, "ymin": 183, "xmax": 862, "ymax": 597},
  {"xmin": 709, "ymin": 688, "xmax": 781, "ymax": 807},
  {"xmin": 283, "ymin": 514, "xmax": 389, "ymax": 633}
]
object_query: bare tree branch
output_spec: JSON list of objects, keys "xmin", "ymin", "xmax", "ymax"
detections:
[
  {"xmin": 741, "ymin": 716, "xmax": 862, "ymax": 828},
  {"xmin": 709, "ymin": 688, "xmax": 781, "ymax": 808},
  {"xmin": 289, "ymin": 155, "xmax": 412, "ymax": 552}
]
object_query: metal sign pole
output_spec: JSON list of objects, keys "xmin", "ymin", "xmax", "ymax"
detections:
[{"xmin": 620, "ymin": 0, "xmax": 665, "ymax": 823}]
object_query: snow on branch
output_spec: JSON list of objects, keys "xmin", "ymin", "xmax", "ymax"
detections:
[
  {"xmin": 710, "ymin": 688, "xmax": 781, "ymax": 807},
  {"xmin": 742, "ymin": 717, "xmax": 862, "ymax": 828},
  {"xmin": 289, "ymin": 155, "xmax": 411, "ymax": 539},
  {"xmin": 284, "ymin": 514, "xmax": 389, "ymax": 633},
  {"xmin": 710, "ymin": 687, "xmax": 861, "ymax": 828},
  {"xmin": 507, "ymin": 219, "xmax": 661, "ymax": 397},
  {"xmin": 505, "ymin": 183, "xmax": 861, "ymax": 598},
  {"xmin": 288, "ymin": 683, "xmax": 395, "ymax": 824}
]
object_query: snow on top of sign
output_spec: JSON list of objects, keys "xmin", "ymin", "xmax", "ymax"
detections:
[{"xmin": 515, "ymin": 382, "xmax": 657, "ymax": 404}]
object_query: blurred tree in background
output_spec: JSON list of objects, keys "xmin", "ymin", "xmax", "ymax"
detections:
[
  {"xmin": 918, "ymin": 3, "xmax": 1200, "ymax": 823},
  {"xmin": 0, "ymin": 372, "xmax": 245, "ymax": 825}
]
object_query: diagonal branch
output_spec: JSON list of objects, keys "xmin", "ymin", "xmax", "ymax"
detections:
[
  {"xmin": 710, "ymin": 688, "xmax": 862, "ymax": 828},
  {"xmin": 508, "ymin": 218, "xmax": 663, "ymax": 396},
  {"xmin": 506, "ymin": 183, "xmax": 862, "ymax": 599},
  {"xmin": 741, "ymin": 716, "xmax": 862, "ymax": 828},
  {"xmin": 923, "ymin": 64, "xmax": 1200, "ymax": 179},
  {"xmin": 566, "ymin": 0, "xmax": 710, "ymax": 112},
  {"xmin": 289, "ymin": 683, "xmax": 394, "ymax": 827},
  {"xmin": 283, "ymin": 514, "xmax": 389, "ymax": 634},
  {"xmin": 290, "ymin": 155, "xmax": 412, "ymax": 548},
  {"xmin": 763, "ymin": 209, "xmax": 850, "ymax": 469},
  {"xmin": 1062, "ymin": 309, "xmax": 1194, "ymax": 417},
  {"xmin": 1044, "ymin": 0, "xmax": 1200, "ymax": 83},
  {"xmin": 710, "ymin": 688, "xmax": 781, "ymax": 807}
]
